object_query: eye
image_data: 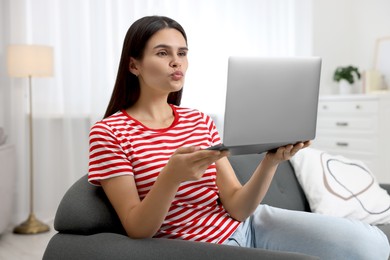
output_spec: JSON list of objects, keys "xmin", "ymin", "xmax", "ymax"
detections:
[
  {"xmin": 178, "ymin": 51, "xmax": 188, "ymax": 57},
  {"xmin": 157, "ymin": 51, "xmax": 168, "ymax": 57}
]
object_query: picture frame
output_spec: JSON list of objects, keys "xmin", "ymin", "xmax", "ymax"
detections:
[{"xmin": 373, "ymin": 36, "xmax": 390, "ymax": 91}]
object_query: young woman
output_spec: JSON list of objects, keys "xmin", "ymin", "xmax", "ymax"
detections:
[{"xmin": 88, "ymin": 16, "xmax": 389, "ymax": 259}]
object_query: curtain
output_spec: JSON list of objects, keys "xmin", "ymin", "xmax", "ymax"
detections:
[{"xmin": 0, "ymin": 0, "xmax": 312, "ymax": 223}]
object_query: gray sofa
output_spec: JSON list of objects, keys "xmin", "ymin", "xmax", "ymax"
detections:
[{"xmin": 43, "ymin": 153, "xmax": 390, "ymax": 259}]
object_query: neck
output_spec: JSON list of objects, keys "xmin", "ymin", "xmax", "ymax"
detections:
[{"xmin": 126, "ymin": 91, "xmax": 175, "ymax": 129}]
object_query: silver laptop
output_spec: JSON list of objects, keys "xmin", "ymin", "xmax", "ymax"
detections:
[{"xmin": 208, "ymin": 56, "xmax": 321, "ymax": 155}]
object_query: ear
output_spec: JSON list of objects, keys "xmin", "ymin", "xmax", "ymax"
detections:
[{"xmin": 129, "ymin": 57, "xmax": 140, "ymax": 76}]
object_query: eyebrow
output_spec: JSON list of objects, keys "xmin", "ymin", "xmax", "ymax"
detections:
[{"xmin": 153, "ymin": 44, "xmax": 189, "ymax": 51}]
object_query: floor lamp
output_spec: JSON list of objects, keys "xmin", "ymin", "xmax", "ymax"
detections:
[{"xmin": 7, "ymin": 44, "xmax": 54, "ymax": 234}]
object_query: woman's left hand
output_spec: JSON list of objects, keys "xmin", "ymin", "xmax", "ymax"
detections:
[{"xmin": 264, "ymin": 140, "xmax": 311, "ymax": 165}]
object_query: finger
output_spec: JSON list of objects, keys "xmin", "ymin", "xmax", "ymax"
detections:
[
  {"xmin": 195, "ymin": 151, "xmax": 229, "ymax": 169},
  {"xmin": 275, "ymin": 146, "xmax": 285, "ymax": 157},
  {"xmin": 194, "ymin": 153, "xmax": 224, "ymax": 167},
  {"xmin": 291, "ymin": 142, "xmax": 304, "ymax": 154},
  {"xmin": 191, "ymin": 149, "xmax": 223, "ymax": 162},
  {"xmin": 303, "ymin": 140, "xmax": 312, "ymax": 148},
  {"xmin": 219, "ymin": 150, "xmax": 230, "ymax": 158},
  {"xmin": 174, "ymin": 146, "xmax": 201, "ymax": 155},
  {"xmin": 286, "ymin": 144, "xmax": 294, "ymax": 151},
  {"xmin": 196, "ymin": 156, "xmax": 224, "ymax": 172},
  {"xmin": 289, "ymin": 141, "xmax": 311, "ymax": 157},
  {"xmin": 283, "ymin": 145, "xmax": 293, "ymax": 159}
]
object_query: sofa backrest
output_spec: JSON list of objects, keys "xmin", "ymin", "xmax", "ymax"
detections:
[
  {"xmin": 229, "ymin": 153, "xmax": 310, "ymax": 212},
  {"xmin": 54, "ymin": 154, "xmax": 310, "ymax": 235}
]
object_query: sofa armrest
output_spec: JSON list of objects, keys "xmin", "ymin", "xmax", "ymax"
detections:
[
  {"xmin": 380, "ymin": 183, "xmax": 390, "ymax": 195},
  {"xmin": 43, "ymin": 233, "xmax": 319, "ymax": 260},
  {"xmin": 54, "ymin": 174, "xmax": 126, "ymax": 235}
]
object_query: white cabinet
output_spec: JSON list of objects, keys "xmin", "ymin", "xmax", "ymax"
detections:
[
  {"xmin": 312, "ymin": 94, "xmax": 390, "ymax": 183},
  {"xmin": 0, "ymin": 144, "xmax": 16, "ymax": 233}
]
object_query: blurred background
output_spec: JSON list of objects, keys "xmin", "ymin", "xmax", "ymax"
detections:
[{"xmin": 0, "ymin": 0, "xmax": 389, "ymax": 229}]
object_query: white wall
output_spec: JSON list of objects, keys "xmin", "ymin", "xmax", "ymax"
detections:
[
  {"xmin": 312, "ymin": 0, "xmax": 390, "ymax": 95},
  {"xmin": 0, "ymin": 0, "xmax": 7, "ymax": 129},
  {"xmin": 353, "ymin": 0, "xmax": 390, "ymax": 73}
]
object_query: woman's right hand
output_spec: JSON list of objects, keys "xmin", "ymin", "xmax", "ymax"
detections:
[{"xmin": 162, "ymin": 146, "xmax": 229, "ymax": 184}]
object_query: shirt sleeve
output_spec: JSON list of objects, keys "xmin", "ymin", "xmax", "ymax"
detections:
[
  {"xmin": 88, "ymin": 121, "xmax": 134, "ymax": 186},
  {"xmin": 201, "ymin": 112, "xmax": 222, "ymax": 146}
]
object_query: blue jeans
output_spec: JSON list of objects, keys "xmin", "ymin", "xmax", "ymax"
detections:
[{"xmin": 224, "ymin": 205, "xmax": 390, "ymax": 259}]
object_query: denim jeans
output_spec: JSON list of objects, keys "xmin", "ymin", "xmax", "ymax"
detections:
[{"xmin": 224, "ymin": 205, "xmax": 390, "ymax": 260}]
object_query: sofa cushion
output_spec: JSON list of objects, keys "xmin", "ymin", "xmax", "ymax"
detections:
[
  {"xmin": 44, "ymin": 233, "xmax": 319, "ymax": 260},
  {"xmin": 228, "ymin": 153, "xmax": 311, "ymax": 212},
  {"xmin": 290, "ymin": 148, "xmax": 390, "ymax": 225}
]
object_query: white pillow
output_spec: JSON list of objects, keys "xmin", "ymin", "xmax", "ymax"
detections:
[{"xmin": 290, "ymin": 147, "xmax": 390, "ymax": 225}]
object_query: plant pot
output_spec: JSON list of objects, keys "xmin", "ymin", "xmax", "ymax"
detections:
[{"xmin": 339, "ymin": 79, "xmax": 352, "ymax": 95}]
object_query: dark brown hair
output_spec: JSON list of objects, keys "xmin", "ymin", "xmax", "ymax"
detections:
[{"xmin": 104, "ymin": 16, "xmax": 187, "ymax": 118}]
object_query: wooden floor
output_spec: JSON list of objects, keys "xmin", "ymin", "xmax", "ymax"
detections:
[{"xmin": 0, "ymin": 221, "xmax": 55, "ymax": 260}]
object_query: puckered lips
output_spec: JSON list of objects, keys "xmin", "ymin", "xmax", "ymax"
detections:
[{"xmin": 170, "ymin": 70, "xmax": 184, "ymax": 81}]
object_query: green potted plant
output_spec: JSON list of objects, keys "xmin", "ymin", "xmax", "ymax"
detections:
[{"xmin": 333, "ymin": 65, "xmax": 361, "ymax": 94}]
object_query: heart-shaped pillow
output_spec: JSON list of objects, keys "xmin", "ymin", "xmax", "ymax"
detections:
[
  {"xmin": 290, "ymin": 148, "xmax": 390, "ymax": 224},
  {"xmin": 323, "ymin": 156, "xmax": 374, "ymax": 200}
]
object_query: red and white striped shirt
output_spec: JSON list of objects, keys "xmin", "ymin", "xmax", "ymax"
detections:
[{"xmin": 88, "ymin": 105, "xmax": 240, "ymax": 244}]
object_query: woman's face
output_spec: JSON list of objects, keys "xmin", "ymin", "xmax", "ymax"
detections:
[{"xmin": 131, "ymin": 28, "xmax": 188, "ymax": 96}]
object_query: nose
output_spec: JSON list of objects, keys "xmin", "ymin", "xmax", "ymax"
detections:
[{"xmin": 170, "ymin": 55, "xmax": 181, "ymax": 68}]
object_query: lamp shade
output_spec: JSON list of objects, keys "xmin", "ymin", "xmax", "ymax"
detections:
[{"xmin": 7, "ymin": 44, "xmax": 54, "ymax": 78}]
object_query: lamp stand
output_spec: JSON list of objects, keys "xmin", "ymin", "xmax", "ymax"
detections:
[{"xmin": 13, "ymin": 76, "xmax": 50, "ymax": 234}]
